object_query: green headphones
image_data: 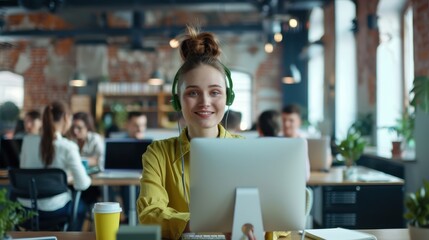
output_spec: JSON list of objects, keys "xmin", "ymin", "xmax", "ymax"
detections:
[{"xmin": 171, "ymin": 63, "xmax": 235, "ymax": 111}]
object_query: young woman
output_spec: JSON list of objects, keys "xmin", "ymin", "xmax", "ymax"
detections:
[
  {"xmin": 19, "ymin": 100, "xmax": 91, "ymax": 230},
  {"xmin": 136, "ymin": 26, "xmax": 242, "ymax": 239},
  {"xmin": 70, "ymin": 111, "xmax": 105, "ymax": 170}
]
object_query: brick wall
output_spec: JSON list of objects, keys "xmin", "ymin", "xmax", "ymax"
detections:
[
  {"xmin": 1, "ymin": 13, "xmax": 282, "ymax": 125},
  {"xmin": 356, "ymin": 0, "xmax": 379, "ymax": 108},
  {"xmin": 413, "ymin": 0, "xmax": 429, "ymax": 75}
]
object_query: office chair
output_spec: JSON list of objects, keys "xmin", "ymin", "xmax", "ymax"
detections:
[
  {"xmin": 305, "ymin": 187, "xmax": 314, "ymax": 229},
  {"xmin": 8, "ymin": 168, "xmax": 82, "ymax": 231}
]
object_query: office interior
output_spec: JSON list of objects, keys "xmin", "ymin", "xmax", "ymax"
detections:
[{"xmin": 0, "ymin": 0, "xmax": 428, "ymax": 237}]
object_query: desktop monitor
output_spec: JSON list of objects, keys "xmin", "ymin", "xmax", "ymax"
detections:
[
  {"xmin": 190, "ymin": 138, "xmax": 307, "ymax": 239},
  {"xmin": 104, "ymin": 139, "xmax": 152, "ymax": 170},
  {"xmin": 307, "ymin": 136, "xmax": 332, "ymax": 171},
  {"xmin": 0, "ymin": 138, "xmax": 22, "ymax": 169}
]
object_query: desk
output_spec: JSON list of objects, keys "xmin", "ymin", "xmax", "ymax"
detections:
[
  {"xmin": 308, "ymin": 166, "xmax": 404, "ymax": 229},
  {"xmin": 9, "ymin": 229, "xmax": 410, "ymax": 240}
]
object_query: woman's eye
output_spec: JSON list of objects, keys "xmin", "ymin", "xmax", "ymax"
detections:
[
  {"xmin": 187, "ymin": 91, "xmax": 198, "ymax": 97},
  {"xmin": 211, "ymin": 91, "xmax": 221, "ymax": 96}
]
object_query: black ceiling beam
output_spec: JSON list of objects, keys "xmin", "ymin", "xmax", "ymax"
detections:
[
  {"xmin": 0, "ymin": 0, "xmax": 260, "ymax": 12},
  {"xmin": 0, "ymin": 24, "xmax": 263, "ymax": 39}
]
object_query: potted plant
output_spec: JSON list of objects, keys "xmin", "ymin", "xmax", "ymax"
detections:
[
  {"xmin": 351, "ymin": 113, "xmax": 374, "ymax": 145},
  {"xmin": 386, "ymin": 110, "xmax": 415, "ymax": 157},
  {"xmin": 337, "ymin": 127, "xmax": 367, "ymax": 180},
  {"xmin": 404, "ymin": 180, "xmax": 429, "ymax": 240},
  {"xmin": 0, "ymin": 188, "xmax": 35, "ymax": 239}
]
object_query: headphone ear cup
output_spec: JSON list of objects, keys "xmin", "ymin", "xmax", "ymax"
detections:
[
  {"xmin": 226, "ymin": 88, "xmax": 235, "ymax": 106},
  {"xmin": 172, "ymin": 94, "xmax": 181, "ymax": 111}
]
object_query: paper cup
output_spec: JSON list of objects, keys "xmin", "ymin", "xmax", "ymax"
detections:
[{"xmin": 93, "ymin": 202, "xmax": 122, "ymax": 240}]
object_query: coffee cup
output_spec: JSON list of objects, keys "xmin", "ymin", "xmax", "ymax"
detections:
[{"xmin": 93, "ymin": 202, "xmax": 122, "ymax": 240}]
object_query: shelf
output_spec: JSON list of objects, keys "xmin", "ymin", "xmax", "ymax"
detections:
[{"xmin": 96, "ymin": 91, "xmax": 174, "ymax": 129}]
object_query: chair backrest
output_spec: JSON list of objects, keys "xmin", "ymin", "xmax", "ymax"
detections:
[
  {"xmin": 8, "ymin": 168, "xmax": 72, "ymax": 231},
  {"xmin": 9, "ymin": 168, "xmax": 69, "ymax": 199}
]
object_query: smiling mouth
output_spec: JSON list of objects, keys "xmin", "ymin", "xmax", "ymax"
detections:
[{"xmin": 195, "ymin": 111, "xmax": 214, "ymax": 117}]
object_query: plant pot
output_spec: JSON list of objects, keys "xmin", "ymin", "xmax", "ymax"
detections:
[
  {"xmin": 408, "ymin": 224, "xmax": 429, "ymax": 240},
  {"xmin": 342, "ymin": 165, "xmax": 358, "ymax": 181},
  {"xmin": 391, "ymin": 141, "xmax": 402, "ymax": 157}
]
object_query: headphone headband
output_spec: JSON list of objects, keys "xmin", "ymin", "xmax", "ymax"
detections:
[{"xmin": 171, "ymin": 62, "xmax": 235, "ymax": 111}]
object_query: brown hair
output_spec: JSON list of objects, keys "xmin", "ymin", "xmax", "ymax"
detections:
[
  {"xmin": 282, "ymin": 104, "xmax": 302, "ymax": 116},
  {"xmin": 176, "ymin": 26, "xmax": 225, "ymax": 91},
  {"xmin": 40, "ymin": 101, "xmax": 69, "ymax": 166},
  {"xmin": 25, "ymin": 109, "xmax": 41, "ymax": 120},
  {"xmin": 258, "ymin": 110, "xmax": 281, "ymax": 137},
  {"xmin": 72, "ymin": 111, "xmax": 95, "ymax": 132}
]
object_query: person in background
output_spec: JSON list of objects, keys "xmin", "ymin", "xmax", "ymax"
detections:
[
  {"xmin": 281, "ymin": 103, "xmax": 304, "ymax": 138},
  {"xmin": 14, "ymin": 110, "xmax": 43, "ymax": 138},
  {"xmin": 70, "ymin": 111, "xmax": 105, "ymax": 171},
  {"xmin": 109, "ymin": 111, "xmax": 148, "ymax": 223},
  {"xmin": 19, "ymin": 100, "xmax": 91, "ymax": 231},
  {"xmin": 221, "ymin": 109, "xmax": 242, "ymax": 132},
  {"xmin": 257, "ymin": 110, "xmax": 281, "ymax": 137},
  {"xmin": 126, "ymin": 111, "xmax": 147, "ymax": 139},
  {"xmin": 24, "ymin": 110, "xmax": 42, "ymax": 135},
  {"xmin": 281, "ymin": 104, "xmax": 310, "ymax": 181},
  {"xmin": 69, "ymin": 111, "xmax": 104, "ymax": 227},
  {"xmin": 136, "ymin": 26, "xmax": 245, "ymax": 239}
]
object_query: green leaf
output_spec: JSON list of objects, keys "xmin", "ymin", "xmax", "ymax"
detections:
[{"xmin": 410, "ymin": 76, "xmax": 429, "ymax": 113}]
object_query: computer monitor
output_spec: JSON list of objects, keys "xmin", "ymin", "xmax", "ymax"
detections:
[
  {"xmin": 190, "ymin": 138, "xmax": 307, "ymax": 239},
  {"xmin": 104, "ymin": 139, "xmax": 152, "ymax": 170},
  {"xmin": 307, "ymin": 136, "xmax": 332, "ymax": 172},
  {"xmin": 0, "ymin": 138, "xmax": 22, "ymax": 169}
]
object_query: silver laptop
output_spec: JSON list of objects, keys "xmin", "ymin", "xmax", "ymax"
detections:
[{"xmin": 307, "ymin": 136, "xmax": 332, "ymax": 172}]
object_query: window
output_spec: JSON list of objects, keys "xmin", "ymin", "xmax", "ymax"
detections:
[
  {"xmin": 376, "ymin": 0, "xmax": 405, "ymax": 151},
  {"xmin": 308, "ymin": 7, "xmax": 325, "ymax": 127},
  {"xmin": 0, "ymin": 71, "xmax": 24, "ymax": 108},
  {"xmin": 230, "ymin": 70, "xmax": 252, "ymax": 130},
  {"xmin": 335, "ymin": 0, "xmax": 357, "ymax": 140}
]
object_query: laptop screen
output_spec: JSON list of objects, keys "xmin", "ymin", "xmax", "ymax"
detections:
[
  {"xmin": 104, "ymin": 139, "xmax": 152, "ymax": 170},
  {"xmin": 0, "ymin": 138, "xmax": 22, "ymax": 169}
]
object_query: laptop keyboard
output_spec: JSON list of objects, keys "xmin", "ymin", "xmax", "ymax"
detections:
[{"xmin": 181, "ymin": 233, "xmax": 226, "ymax": 240}]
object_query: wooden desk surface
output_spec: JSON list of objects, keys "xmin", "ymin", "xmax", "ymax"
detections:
[
  {"xmin": 9, "ymin": 229, "xmax": 409, "ymax": 240},
  {"xmin": 308, "ymin": 166, "xmax": 404, "ymax": 186}
]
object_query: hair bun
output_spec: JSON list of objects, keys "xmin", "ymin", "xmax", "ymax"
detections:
[{"xmin": 180, "ymin": 26, "xmax": 221, "ymax": 61}]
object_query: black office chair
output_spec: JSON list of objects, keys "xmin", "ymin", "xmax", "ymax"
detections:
[{"xmin": 8, "ymin": 168, "xmax": 82, "ymax": 231}]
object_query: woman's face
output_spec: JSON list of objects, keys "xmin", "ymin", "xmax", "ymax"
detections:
[
  {"xmin": 72, "ymin": 119, "xmax": 88, "ymax": 139},
  {"xmin": 179, "ymin": 64, "xmax": 227, "ymax": 135},
  {"xmin": 24, "ymin": 116, "xmax": 42, "ymax": 134}
]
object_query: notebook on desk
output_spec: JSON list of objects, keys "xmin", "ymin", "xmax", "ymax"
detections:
[{"xmin": 304, "ymin": 228, "xmax": 376, "ymax": 240}]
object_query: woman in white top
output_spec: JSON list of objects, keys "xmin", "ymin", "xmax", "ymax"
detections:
[
  {"xmin": 20, "ymin": 100, "xmax": 91, "ymax": 230},
  {"xmin": 70, "ymin": 111, "xmax": 105, "ymax": 170},
  {"xmin": 69, "ymin": 111, "xmax": 104, "ymax": 210}
]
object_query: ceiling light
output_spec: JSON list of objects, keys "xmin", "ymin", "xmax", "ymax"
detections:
[
  {"xmin": 169, "ymin": 38, "xmax": 179, "ymax": 48},
  {"xmin": 274, "ymin": 32, "xmax": 283, "ymax": 42},
  {"xmin": 264, "ymin": 43, "xmax": 274, "ymax": 53},
  {"xmin": 282, "ymin": 64, "xmax": 301, "ymax": 84},
  {"xmin": 289, "ymin": 18, "xmax": 298, "ymax": 28},
  {"xmin": 148, "ymin": 70, "xmax": 164, "ymax": 85},
  {"xmin": 69, "ymin": 72, "xmax": 87, "ymax": 87}
]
